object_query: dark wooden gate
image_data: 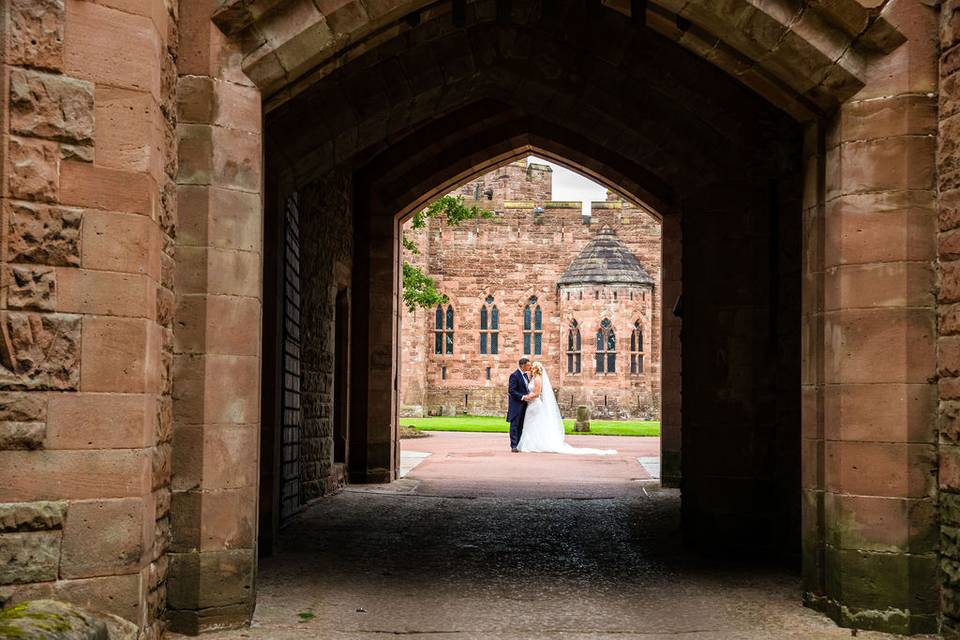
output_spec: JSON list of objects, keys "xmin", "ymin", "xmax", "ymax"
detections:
[{"xmin": 280, "ymin": 192, "xmax": 303, "ymax": 523}]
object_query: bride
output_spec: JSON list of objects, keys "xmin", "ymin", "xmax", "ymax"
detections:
[{"xmin": 518, "ymin": 362, "xmax": 617, "ymax": 455}]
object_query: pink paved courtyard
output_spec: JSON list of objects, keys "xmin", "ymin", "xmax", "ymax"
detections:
[{"xmin": 399, "ymin": 431, "xmax": 660, "ymax": 499}]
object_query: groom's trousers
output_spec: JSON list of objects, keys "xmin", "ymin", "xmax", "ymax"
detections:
[{"xmin": 509, "ymin": 411, "xmax": 525, "ymax": 449}]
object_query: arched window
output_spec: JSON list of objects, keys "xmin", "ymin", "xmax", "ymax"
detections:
[
  {"xmin": 595, "ymin": 319, "xmax": 616, "ymax": 374},
  {"xmin": 480, "ymin": 295, "xmax": 500, "ymax": 355},
  {"xmin": 434, "ymin": 304, "xmax": 454, "ymax": 354},
  {"xmin": 567, "ymin": 320, "xmax": 582, "ymax": 374},
  {"xmin": 631, "ymin": 320, "xmax": 644, "ymax": 374},
  {"xmin": 523, "ymin": 296, "xmax": 542, "ymax": 355}
]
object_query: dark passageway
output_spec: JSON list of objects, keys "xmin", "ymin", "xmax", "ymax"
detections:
[{"xmin": 188, "ymin": 457, "xmax": 914, "ymax": 640}]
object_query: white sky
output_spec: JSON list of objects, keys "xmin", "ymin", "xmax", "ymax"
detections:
[{"xmin": 528, "ymin": 155, "xmax": 608, "ymax": 215}]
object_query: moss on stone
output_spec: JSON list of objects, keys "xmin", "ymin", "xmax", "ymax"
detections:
[{"xmin": 0, "ymin": 600, "xmax": 107, "ymax": 639}]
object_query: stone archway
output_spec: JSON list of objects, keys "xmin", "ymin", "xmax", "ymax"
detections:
[{"xmin": 167, "ymin": 0, "xmax": 940, "ymax": 635}]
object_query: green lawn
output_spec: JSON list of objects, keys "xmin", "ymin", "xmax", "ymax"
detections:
[{"xmin": 402, "ymin": 415, "xmax": 660, "ymax": 437}]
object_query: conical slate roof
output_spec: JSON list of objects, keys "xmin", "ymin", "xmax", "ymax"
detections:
[{"xmin": 558, "ymin": 226, "xmax": 654, "ymax": 287}]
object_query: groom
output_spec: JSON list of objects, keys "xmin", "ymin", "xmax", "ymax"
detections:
[{"xmin": 507, "ymin": 358, "xmax": 533, "ymax": 452}]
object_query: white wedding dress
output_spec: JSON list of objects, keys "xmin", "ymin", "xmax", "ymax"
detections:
[{"xmin": 518, "ymin": 368, "xmax": 616, "ymax": 455}]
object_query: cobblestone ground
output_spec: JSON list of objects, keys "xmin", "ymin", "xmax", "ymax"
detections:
[{"xmin": 187, "ymin": 435, "xmax": 933, "ymax": 640}]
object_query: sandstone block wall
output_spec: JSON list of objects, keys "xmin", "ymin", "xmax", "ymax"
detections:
[
  {"xmin": 400, "ymin": 160, "xmax": 662, "ymax": 421},
  {"xmin": 0, "ymin": 0, "xmax": 950, "ymax": 637},
  {"xmin": 0, "ymin": 1, "xmax": 178, "ymax": 637},
  {"xmin": 298, "ymin": 169, "xmax": 352, "ymax": 501},
  {"xmin": 943, "ymin": 2, "xmax": 960, "ymax": 634}
]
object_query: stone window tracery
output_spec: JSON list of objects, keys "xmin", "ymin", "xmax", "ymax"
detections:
[
  {"xmin": 435, "ymin": 304, "xmax": 454, "ymax": 354},
  {"xmin": 595, "ymin": 318, "xmax": 616, "ymax": 374},
  {"xmin": 567, "ymin": 320, "xmax": 582, "ymax": 374},
  {"xmin": 480, "ymin": 295, "xmax": 499, "ymax": 355},
  {"xmin": 631, "ymin": 320, "xmax": 644, "ymax": 374},
  {"xmin": 523, "ymin": 296, "xmax": 542, "ymax": 355}
]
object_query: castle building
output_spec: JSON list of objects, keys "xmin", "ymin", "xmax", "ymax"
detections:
[{"xmin": 400, "ymin": 160, "xmax": 662, "ymax": 419}]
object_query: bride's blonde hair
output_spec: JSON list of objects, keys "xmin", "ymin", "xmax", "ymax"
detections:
[{"xmin": 531, "ymin": 362, "xmax": 544, "ymax": 377}]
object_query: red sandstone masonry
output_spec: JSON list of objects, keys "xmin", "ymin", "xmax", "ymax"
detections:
[
  {"xmin": 167, "ymin": 0, "xmax": 261, "ymax": 632},
  {"xmin": 0, "ymin": 0, "xmax": 949, "ymax": 636},
  {"xmin": 0, "ymin": 0, "xmax": 177, "ymax": 635},
  {"xmin": 944, "ymin": 2, "xmax": 960, "ymax": 633}
]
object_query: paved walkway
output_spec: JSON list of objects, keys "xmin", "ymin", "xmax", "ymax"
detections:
[
  {"xmin": 398, "ymin": 431, "xmax": 660, "ymax": 498},
  {"xmin": 182, "ymin": 433, "xmax": 932, "ymax": 640}
]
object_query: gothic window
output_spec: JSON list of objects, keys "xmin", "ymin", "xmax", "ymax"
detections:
[
  {"xmin": 631, "ymin": 320, "xmax": 644, "ymax": 374},
  {"xmin": 567, "ymin": 320, "xmax": 582, "ymax": 374},
  {"xmin": 523, "ymin": 296, "xmax": 543, "ymax": 355},
  {"xmin": 595, "ymin": 318, "xmax": 616, "ymax": 374},
  {"xmin": 480, "ymin": 295, "xmax": 500, "ymax": 355},
  {"xmin": 435, "ymin": 304, "xmax": 454, "ymax": 354}
]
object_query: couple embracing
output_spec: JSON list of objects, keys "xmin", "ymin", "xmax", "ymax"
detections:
[{"xmin": 507, "ymin": 357, "xmax": 616, "ymax": 456}]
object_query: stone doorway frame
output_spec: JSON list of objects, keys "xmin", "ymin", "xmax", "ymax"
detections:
[{"xmin": 169, "ymin": 0, "xmax": 941, "ymax": 635}]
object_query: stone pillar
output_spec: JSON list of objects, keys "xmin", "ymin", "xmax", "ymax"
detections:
[
  {"xmin": 0, "ymin": 0, "xmax": 176, "ymax": 636},
  {"xmin": 803, "ymin": 1, "xmax": 940, "ymax": 633},
  {"xmin": 167, "ymin": 0, "xmax": 262, "ymax": 632},
  {"xmin": 800, "ymin": 121, "xmax": 828, "ymax": 609},
  {"xmin": 941, "ymin": 2, "xmax": 960, "ymax": 634},
  {"xmin": 349, "ymin": 203, "xmax": 399, "ymax": 483},
  {"xmin": 659, "ymin": 211, "xmax": 681, "ymax": 487}
]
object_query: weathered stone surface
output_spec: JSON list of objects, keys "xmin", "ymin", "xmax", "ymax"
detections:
[
  {"xmin": 152, "ymin": 443, "xmax": 171, "ymax": 492},
  {"xmin": 6, "ymin": 138, "xmax": 59, "ymax": 203},
  {"xmin": 8, "ymin": 201, "xmax": 82, "ymax": 266},
  {"xmin": 944, "ymin": 491, "xmax": 960, "ymax": 527},
  {"xmin": 6, "ymin": 265, "xmax": 57, "ymax": 311},
  {"xmin": 0, "ymin": 392, "xmax": 47, "ymax": 423},
  {"xmin": 167, "ymin": 549, "xmax": 255, "ymax": 609},
  {"xmin": 574, "ymin": 405, "xmax": 590, "ymax": 432},
  {"xmin": 0, "ymin": 599, "xmax": 110, "ymax": 639},
  {"xmin": 0, "ymin": 501, "xmax": 66, "ymax": 532},
  {"xmin": 157, "ymin": 395, "xmax": 173, "ymax": 444},
  {"xmin": 59, "ymin": 143, "xmax": 94, "ymax": 163},
  {"xmin": 9, "ymin": 69, "xmax": 95, "ymax": 144},
  {"xmin": 946, "ymin": 524, "xmax": 960, "ymax": 559},
  {"xmin": 0, "ymin": 312, "xmax": 81, "ymax": 390},
  {"xmin": 0, "ymin": 421, "xmax": 45, "ymax": 450},
  {"xmin": 0, "ymin": 531, "xmax": 60, "ymax": 584},
  {"xmin": 943, "ymin": 188, "xmax": 960, "ymax": 232},
  {"xmin": 7, "ymin": 0, "xmax": 65, "ymax": 70},
  {"xmin": 61, "ymin": 498, "xmax": 144, "ymax": 579},
  {"xmin": 943, "ymin": 401, "xmax": 960, "ymax": 443},
  {"xmin": 60, "ymin": 161, "xmax": 155, "ymax": 216}
]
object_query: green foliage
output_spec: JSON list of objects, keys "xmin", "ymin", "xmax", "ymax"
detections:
[
  {"xmin": 402, "ymin": 195, "xmax": 493, "ymax": 311},
  {"xmin": 402, "ymin": 261, "xmax": 448, "ymax": 312},
  {"xmin": 401, "ymin": 235, "xmax": 420, "ymax": 255},
  {"xmin": 412, "ymin": 195, "xmax": 493, "ymax": 230}
]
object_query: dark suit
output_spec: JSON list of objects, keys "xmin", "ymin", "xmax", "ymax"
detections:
[{"xmin": 506, "ymin": 369, "xmax": 530, "ymax": 449}]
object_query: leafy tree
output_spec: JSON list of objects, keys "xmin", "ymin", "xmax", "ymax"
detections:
[{"xmin": 402, "ymin": 195, "xmax": 493, "ymax": 312}]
